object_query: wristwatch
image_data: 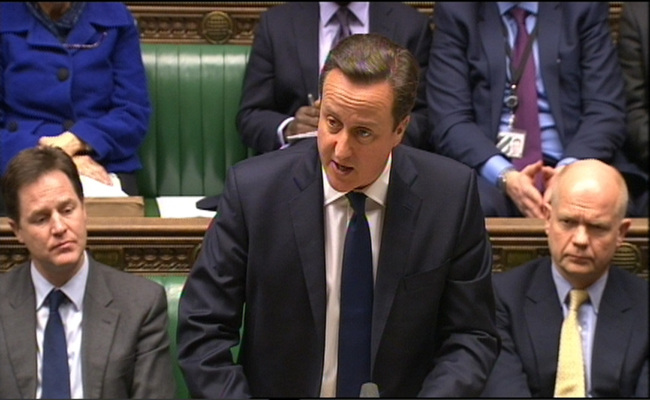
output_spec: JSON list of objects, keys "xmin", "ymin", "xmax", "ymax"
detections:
[{"xmin": 497, "ymin": 167, "xmax": 516, "ymax": 193}]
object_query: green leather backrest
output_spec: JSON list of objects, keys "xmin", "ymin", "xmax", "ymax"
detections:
[
  {"xmin": 138, "ymin": 44, "xmax": 254, "ymax": 198},
  {"xmin": 146, "ymin": 274, "xmax": 243, "ymax": 399},
  {"xmin": 146, "ymin": 275, "xmax": 190, "ymax": 399}
]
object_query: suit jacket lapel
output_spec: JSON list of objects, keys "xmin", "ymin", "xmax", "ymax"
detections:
[
  {"xmin": 293, "ymin": 3, "xmax": 321, "ymax": 97},
  {"xmin": 537, "ymin": 2, "xmax": 563, "ymax": 135},
  {"xmin": 525, "ymin": 260, "xmax": 564, "ymax": 390},
  {"xmin": 371, "ymin": 147, "xmax": 421, "ymax": 371},
  {"xmin": 591, "ymin": 268, "xmax": 635, "ymax": 394},
  {"xmin": 290, "ymin": 144, "xmax": 327, "ymax": 348},
  {"xmin": 478, "ymin": 2, "xmax": 508, "ymax": 137},
  {"xmin": 81, "ymin": 260, "xmax": 120, "ymax": 398},
  {"xmin": 3, "ymin": 265, "xmax": 38, "ymax": 398}
]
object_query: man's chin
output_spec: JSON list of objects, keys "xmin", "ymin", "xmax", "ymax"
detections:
[
  {"xmin": 560, "ymin": 260, "xmax": 600, "ymax": 282},
  {"xmin": 325, "ymin": 171, "xmax": 357, "ymax": 193},
  {"xmin": 49, "ymin": 252, "xmax": 84, "ymax": 270}
]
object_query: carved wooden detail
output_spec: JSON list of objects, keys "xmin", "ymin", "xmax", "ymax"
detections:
[
  {"xmin": 125, "ymin": 2, "xmax": 623, "ymax": 45},
  {"xmin": 488, "ymin": 218, "xmax": 649, "ymax": 280},
  {"xmin": 1, "ymin": 217, "xmax": 647, "ymax": 280},
  {"xmin": 126, "ymin": 2, "xmax": 280, "ymax": 45},
  {"xmin": 0, "ymin": 217, "xmax": 207, "ymax": 276}
]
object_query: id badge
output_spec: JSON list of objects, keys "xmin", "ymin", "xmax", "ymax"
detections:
[{"xmin": 496, "ymin": 129, "xmax": 526, "ymax": 159}]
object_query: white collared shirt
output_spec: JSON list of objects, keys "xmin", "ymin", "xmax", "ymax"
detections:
[
  {"xmin": 33, "ymin": 251, "xmax": 89, "ymax": 399},
  {"xmin": 319, "ymin": 154, "xmax": 391, "ymax": 397}
]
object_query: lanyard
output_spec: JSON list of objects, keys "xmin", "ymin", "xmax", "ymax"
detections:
[{"xmin": 501, "ymin": 13, "xmax": 539, "ymax": 94}]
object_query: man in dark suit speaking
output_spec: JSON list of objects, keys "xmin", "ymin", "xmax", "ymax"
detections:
[
  {"xmin": 0, "ymin": 147, "xmax": 175, "ymax": 399},
  {"xmin": 178, "ymin": 33, "xmax": 498, "ymax": 398}
]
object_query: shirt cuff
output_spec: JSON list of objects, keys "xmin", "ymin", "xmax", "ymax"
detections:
[
  {"xmin": 277, "ymin": 117, "xmax": 294, "ymax": 147},
  {"xmin": 480, "ymin": 155, "xmax": 514, "ymax": 186},
  {"xmin": 557, "ymin": 157, "xmax": 578, "ymax": 168}
]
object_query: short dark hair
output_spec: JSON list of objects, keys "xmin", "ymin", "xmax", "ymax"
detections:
[
  {"xmin": 1, "ymin": 147, "xmax": 84, "ymax": 222},
  {"xmin": 319, "ymin": 33, "xmax": 420, "ymax": 129}
]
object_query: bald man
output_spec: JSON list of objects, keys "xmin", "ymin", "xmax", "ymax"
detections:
[{"xmin": 482, "ymin": 159, "xmax": 648, "ymax": 397}]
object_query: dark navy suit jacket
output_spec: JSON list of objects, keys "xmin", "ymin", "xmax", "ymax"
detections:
[
  {"xmin": 178, "ymin": 140, "xmax": 499, "ymax": 398},
  {"xmin": 427, "ymin": 2, "xmax": 646, "ymax": 182},
  {"xmin": 236, "ymin": 2, "xmax": 432, "ymax": 153},
  {"xmin": 482, "ymin": 257, "xmax": 649, "ymax": 397}
]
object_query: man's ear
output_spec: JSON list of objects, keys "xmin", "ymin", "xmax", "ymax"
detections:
[
  {"xmin": 8, "ymin": 219, "xmax": 24, "ymax": 244},
  {"xmin": 543, "ymin": 202, "xmax": 552, "ymax": 235},
  {"xmin": 616, "ymin": 218, "xmax": 632, "ymax": 247},
  {"xmin": 393, "ymin": 116, "xmax": 410, "ymax": 147}
]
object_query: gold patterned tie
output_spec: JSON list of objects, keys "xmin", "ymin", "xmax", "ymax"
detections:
[{"xmin": 554, "ymin": 289, "xmax": 590, "ymax": 397}]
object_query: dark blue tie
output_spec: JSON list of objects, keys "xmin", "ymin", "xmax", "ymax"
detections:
[
  {"xmin": 42, "ymin": 289, "xmax": 71, "ymax": 399},
  {"xmin": 337, "ymin": 192, "xmax": 373, "ymax": 397}
]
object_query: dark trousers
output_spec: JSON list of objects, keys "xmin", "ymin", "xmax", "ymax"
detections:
[{"xmin": 116, "ymin": 172, "xmax": 139, "ymax": 196}]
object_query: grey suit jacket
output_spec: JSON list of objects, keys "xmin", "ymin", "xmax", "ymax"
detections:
[
  {"xmin": 482, "ymin": 257, "xmax": 649, "ymax": 397},
  {"xmin": 0, "ymin": 256, "xmax": 176, "ymax": 398},
  {"xmin": 178, "ymin": 139, "xmax": 498, "ymax": 398}
]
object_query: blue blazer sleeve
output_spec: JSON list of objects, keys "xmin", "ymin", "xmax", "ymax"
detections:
[{"xmin": 0, "ymin": 3, "xmax": 150, "ymax": 174}]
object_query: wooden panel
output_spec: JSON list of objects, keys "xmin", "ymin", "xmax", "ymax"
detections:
[
  {"xmin": 487, "ymin": 218, "xmax": 648, "ymax": 280},
  {"xmin": 125, "ymin": 2, "xmax": 622, "ymax": 45},
  {"xmin": 1, "ymin": 217, "xmax": 647, "ymax": 280},
  {"xmin": 0, "ymin": 217, "xmax": 207, "ymax": 276}
]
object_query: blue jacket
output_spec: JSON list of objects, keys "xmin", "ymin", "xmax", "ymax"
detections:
[{"xmin": 0, "ymin": 2, "xmax": 150, "ymax": 174}]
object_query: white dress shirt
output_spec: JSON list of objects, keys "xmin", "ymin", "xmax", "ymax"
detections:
[
  {"xmin": 320, "ymin": 154, "xmax": 391, "ymax": 397},
  {"xmin": 33, "ymin": 251, "xmax": 89, "ymax": 399}
]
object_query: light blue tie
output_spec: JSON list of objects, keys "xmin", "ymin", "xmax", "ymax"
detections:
[{"xmin": 42, "ymin": 289, "xmax": 71, "ymax": 399}]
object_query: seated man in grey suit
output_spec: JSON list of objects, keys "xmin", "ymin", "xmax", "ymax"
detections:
[
  {"xmin": 0, "ymin": 147, "xmax": 176, "ymax": 399},
  {"xmin": 482, "ymin": 159, "xmax": 648, "ymax": 397}
]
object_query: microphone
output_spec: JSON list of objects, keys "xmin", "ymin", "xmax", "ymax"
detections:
[{"xmin": 360, "ymin": 382, "xmax": 379, "ymax": 398}]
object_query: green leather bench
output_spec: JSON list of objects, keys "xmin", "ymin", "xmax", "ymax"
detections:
[
  {"xmin": 146, "ymin": 275, "xmax": 190, "ymax": 398},
  {"xmin": 137, "ymin": 44, "xmax": 255, "ymax": 216},
  {"xmin": 147, "ymin": 275, "xmax": 244, "ymax": 399}
]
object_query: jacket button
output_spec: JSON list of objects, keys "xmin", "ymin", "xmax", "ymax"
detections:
[
  {"xmin": 57, "ymin": 68, "xmax": 70, "ymax": 82},
  {"xmin": 7, "ymin": 121, "xmax": 18, "ymax": 132},
  {"xmin": 63, "ymin": 120, "xmax": 75, "ymax": 130}
]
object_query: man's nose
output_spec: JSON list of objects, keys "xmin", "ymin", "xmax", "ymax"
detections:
[
  {"xmin": 572, "ymin": 225, "xmax": 589, "ymax": 246},
  {"xmin": 50, "ymin": 213, "xmax": 67, "ymax": 235},
  {"xmin": 334, "ymin": 130, "xmax": 353, "ymax": 159}
]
